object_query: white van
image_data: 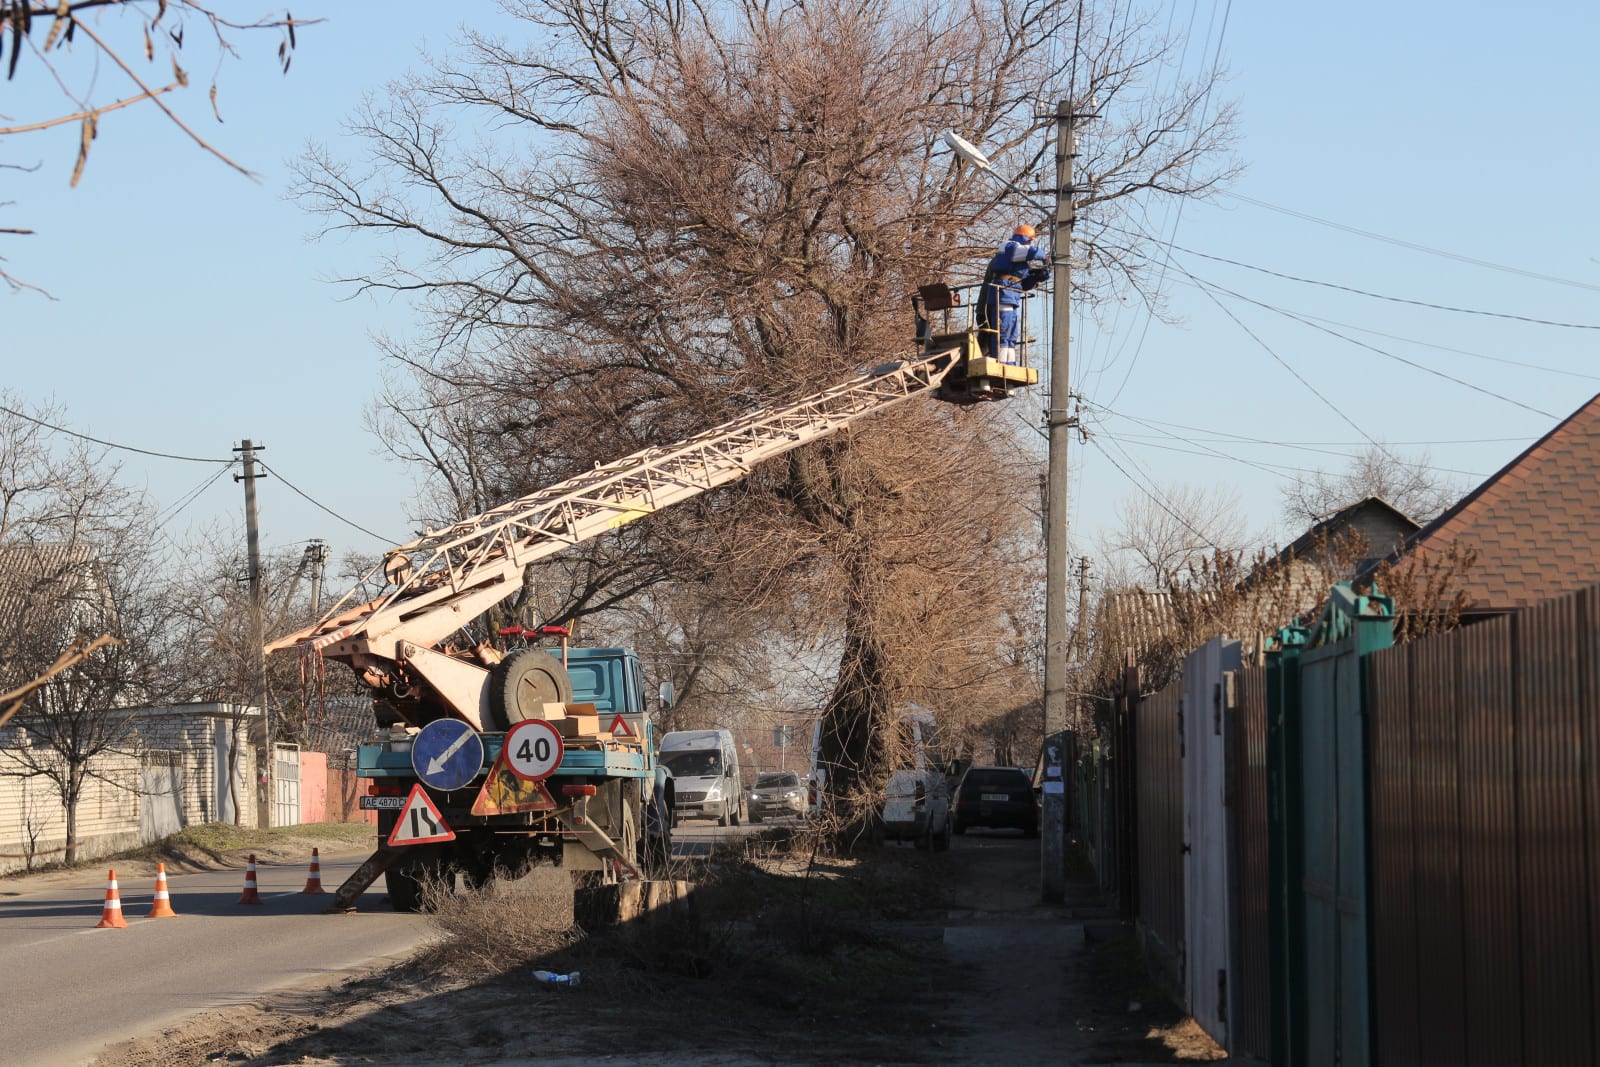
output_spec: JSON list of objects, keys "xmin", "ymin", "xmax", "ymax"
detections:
[
  {"xmin": 659, "ymin": 729, "xmax": 745, "ymax": 827},
  {"xmin": 880, "ymin": 704, "xmax": 951, "ymax": 850},
  {"xmin": 808, "ymin": 706, "xmax": 951, "ymax": 849}
]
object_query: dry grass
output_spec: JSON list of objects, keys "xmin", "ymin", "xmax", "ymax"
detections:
[{"xmin": 415, "ymin": 864, "xmax": 580, "ymax": 976}]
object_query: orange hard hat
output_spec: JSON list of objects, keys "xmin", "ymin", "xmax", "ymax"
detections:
[{"xmin": 1014, "ymin": 223, "xmax": 1037, "ymax": 240}]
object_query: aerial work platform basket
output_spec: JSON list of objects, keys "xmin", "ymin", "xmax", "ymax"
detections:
[{"xmin": 913, "ymin": 281, "xmax": 1041, "ymax": 403}]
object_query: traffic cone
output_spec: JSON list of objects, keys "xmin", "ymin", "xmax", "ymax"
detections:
[
  {"xmin": 147, "ymin": 863, "xmax": 177, "ymax": 918},
  {"xmin": 238, "ymin": 853, "xmax": 263, "ymax": 905},
  {"xmin": 300, "ymin": 848, "xmax": 326, "ymax": 894},
  {"xmin": 95, "ymin": 869, "xmax": 128, "ymax": 928}
]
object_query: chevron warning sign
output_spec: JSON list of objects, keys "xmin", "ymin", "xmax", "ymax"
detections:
[{"xmin": 471, "ymin": 752, "xmax": 557, "ymax": 816}]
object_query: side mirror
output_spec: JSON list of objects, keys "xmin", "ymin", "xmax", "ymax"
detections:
[{"xmin": 658, "ymin": 681, "xmax": 675, "ymax": 711}]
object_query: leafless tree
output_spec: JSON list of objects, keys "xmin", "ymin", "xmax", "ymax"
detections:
[
  {"xmin": 298, "ymin": 0, "xmax": 1235, "ymax": 824},
  {"xmin": 1281, "ymin": 443, "xmax": 1463, "ymax": 529},
  {"xmin": 0, "ymin": 1, "xmax": 313, "ymax": 292},
  {"xmin": 1098, "ymin": 480, "xmax": 1252, "ymax": 589},
  {"xmin": 0, "ymin": 396, "xmax": 176, "ymax": 861}
]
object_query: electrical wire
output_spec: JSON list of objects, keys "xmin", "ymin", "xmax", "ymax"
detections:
[
  {"xmin": 1146, "ymin": 237, "xmax": 1600, "ymax": 330},
  {"xmin": 152, "ymin": 461, "xmax": 237, "ymax": 533},
  {"xmin": 1085, "ymin": 432, "xmax": 1223, "ymax": 552},
  {"xmin": 1218, "ymin": 191, "xmax": 1600, "ymax": 294},
  {"xmin": 1180, "ymin": 271, "xmax": 1557, "ymax": 419},
  {"xmin": 256, "ymin": 461, "xmax": 398, "ymax": 545},
  {"xmin": 0, "ymin": 401, "xmax": 234, "ymax": 463}
]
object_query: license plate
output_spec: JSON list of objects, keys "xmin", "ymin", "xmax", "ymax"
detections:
[
  {"xmin": 360, "ymin": 795, "xmax": 406, "ymax": 810},
  {"xmin": 981, "ymin": 793, "xmax": 1009, "ymax": 802}
]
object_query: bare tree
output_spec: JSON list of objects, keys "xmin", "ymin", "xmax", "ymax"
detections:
[
  {"xmin": 1281, "ymin": 443, "xmax": 1463, "ymax": 529},
  {"xmin": 1098, "ymin": 480, "xmax": 1252, "ymax": 590},
  {"xmin": 298, "ymin": 0, "xmax": 1234, "ymax": 824},
  {"xmin": 0, "ymin": 396, "xmax": 175, "ymax": 861},
  {"xmin": 0, "ymin": 1, "xmax": 312, "ymax": 291}
]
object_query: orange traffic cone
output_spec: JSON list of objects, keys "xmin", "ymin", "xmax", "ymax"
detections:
[
  {"xmin": 238, "ymin": 853, "xmax": 263, "ymax": 905},
  {"xmin": 301, "ymin": 848, "xmax": 327, "ymax": 894},
  {"xmin": 95, "ymin": 869, "xmax": 128, "ymax": 928},
  {"xmin": 147, "ymin": 863, "xmax": 177, "ymax": 918}
]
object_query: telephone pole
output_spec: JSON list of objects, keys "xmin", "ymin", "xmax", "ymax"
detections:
[
  {"xmin": 1041, "ymin": 99, "xmax": 1080, "ymax": 901},
  {"xmin": 235, "ymin": 440, "xmax": 271, "ymax": 828}
]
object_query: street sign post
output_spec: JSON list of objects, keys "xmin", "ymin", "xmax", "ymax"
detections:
[{"xmin": 410, "ymin": 718, "xmax": 485, "ymax": 792}]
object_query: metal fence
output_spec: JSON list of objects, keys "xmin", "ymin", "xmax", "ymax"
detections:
[
  {"xmin": 1367, "ymin": 585, "xmax": 1600, "ymax": 1066},
  {"xmin": 1228, "ymin": 665, "xmax": 1271, "ymax": 1061},
  {"xmin": 1136, "ymin": 675, "xmax": 1185, "ymax": 981}
]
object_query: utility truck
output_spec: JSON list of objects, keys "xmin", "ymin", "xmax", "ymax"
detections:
[{"xmin": 268, "ymin": 294, "xmax": 1036, "ymax": 911}]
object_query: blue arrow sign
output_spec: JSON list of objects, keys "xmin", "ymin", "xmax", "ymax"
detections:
[{"xmin": 411, "ymin": 718, "xmax": 485, "ymax": 792}]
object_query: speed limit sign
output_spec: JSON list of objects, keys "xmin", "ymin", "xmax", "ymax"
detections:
[{"xmin": 502, "ymin": 719, "xmax": 564, "ymax": 781}]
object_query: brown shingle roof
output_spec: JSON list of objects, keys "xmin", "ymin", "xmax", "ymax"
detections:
[{"xmin": 1392, "ymin": 392, "xmax": 1600, "ymax": 613}]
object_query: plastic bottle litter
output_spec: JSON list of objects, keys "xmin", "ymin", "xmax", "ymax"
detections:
[{"xmin": 532, "ymin": 969, "xmax": 581, "ymax": 990}]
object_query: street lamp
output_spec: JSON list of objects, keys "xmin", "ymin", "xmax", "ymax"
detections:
[{"xmin": 945, "ymin": 117, "xmax": 1078, "ymax": 902}]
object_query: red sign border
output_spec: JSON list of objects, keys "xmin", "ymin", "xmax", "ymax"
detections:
[
  {"xmin": 385, "ymin": 783, "xmax": 456, "ymax": 846},
  {"xmin": 501, "ymin": 719, "xmax": 566, "ymax": 782}
]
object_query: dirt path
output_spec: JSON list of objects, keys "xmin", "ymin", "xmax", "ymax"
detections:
[{"xmin": 92, "ymin": 831, "xmax": 1223, "ymax": 1066}]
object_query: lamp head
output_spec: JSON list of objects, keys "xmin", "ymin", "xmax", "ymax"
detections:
[{"xmin": 941, "ymin": 130, "xmax": 993, "ymax": 171}]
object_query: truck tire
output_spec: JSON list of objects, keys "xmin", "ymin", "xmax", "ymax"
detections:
[
  {"xmin": 486, "ymin": 648, "xmax": 574, "ymax": 730},
  {"xmin": 385, "ymin": 849, "xmax": 447, "ymax": 912}
]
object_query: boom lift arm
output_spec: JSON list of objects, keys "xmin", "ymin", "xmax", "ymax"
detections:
[{"xmin": 269, "ymin": 341, "xmax": 1034, "ymax": 729}]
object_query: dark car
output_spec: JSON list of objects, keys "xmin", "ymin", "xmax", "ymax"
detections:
[{"xmin": 952, "ymin": 765, "xmax": 1038, "ymax": 837}]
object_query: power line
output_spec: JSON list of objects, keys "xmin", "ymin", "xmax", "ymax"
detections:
[
  {"xmin": 1086, "ymin": 432, "xmax": 1223, "ymax": 552},
  {"xmin": 1219, "ymin": 191, "xmax": 1600, "ymax": 294},
  {"xmin": 1150, "ymin": 237, "xmax": 1600, "ymax": 330},
  {"xmin": 256, "ymin": 461, "xmax": 398, "ymax": 545},
  {"xmin": 153, "ymin": 462, "xmax": 237, "ymax": 533},
  {"xmin": 1088, "ymin": 404, "xmax": 1535, "ymax": 455},
  {"xmin": 1182, "ymin": 271, "xmax": 1557, "ymax": 419},
  {"xmin": 0, "ymin": 402, "xmax": 234, "ymax": 464}
]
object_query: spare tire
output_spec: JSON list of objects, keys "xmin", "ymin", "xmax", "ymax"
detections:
[{"xmin": 486, "ymin": 648, "xmax": 574, "ymax": 730}]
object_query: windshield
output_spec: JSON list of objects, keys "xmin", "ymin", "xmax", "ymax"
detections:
[
  {"xmin": 755, "ymin": 772, "xmax": 799, "ymax": 788},
  {"xmin": 962, "ymin": 768, "xmax": 1031, "ymax": 791},
  {"xmin": 662, "ymin": 750, "xmax": 723, "ymax": 777}
]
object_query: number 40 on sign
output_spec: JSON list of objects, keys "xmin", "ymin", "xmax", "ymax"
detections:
[{"xmin": 503, "ymin": 719, "xmax": 564, "ymax": 781}]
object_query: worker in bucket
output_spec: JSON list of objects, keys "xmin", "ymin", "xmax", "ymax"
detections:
[{"xmin": 978, "ymin": 223, "xmax": 1050, "ymax": 364}]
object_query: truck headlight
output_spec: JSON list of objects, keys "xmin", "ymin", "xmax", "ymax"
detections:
[{"xmin": 705, "ymin": 784, "xmax": 722, "ymax": 801}]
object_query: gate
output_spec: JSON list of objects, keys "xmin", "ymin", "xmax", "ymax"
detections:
[
  {"xmin": 1270, "ymin": 585, "xmax": 1393, "ymax": 1067},
  {"xmin": 273, "ymin": 743, "xmax": 301, "ymax": 827}
]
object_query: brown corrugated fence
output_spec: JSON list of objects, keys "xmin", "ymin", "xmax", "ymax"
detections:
[
  {"xmin": 1136, "ymin": 676, "xmax": 1184, "ymax": 980},
  {"xmin": 1367, "ymin": 586, "xmax": 1599, "ymax": 1066}
]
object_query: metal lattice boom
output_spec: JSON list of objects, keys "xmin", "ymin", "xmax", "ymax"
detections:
[{"xmin": 271, "ymin": 350, "xmax": 962, "ymax": 668}]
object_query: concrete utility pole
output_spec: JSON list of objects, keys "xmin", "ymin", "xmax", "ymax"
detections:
[
  {"xmin": 235, "ymin": 440, "xmax": 271, "ymax": 828},
  {"xmin": 304, "ymin": 538, "xmax": 329, "ymax": 614},
  {"xmin": 1040, "ymin": 99, "xmax": 1079, "ymax": 902}
]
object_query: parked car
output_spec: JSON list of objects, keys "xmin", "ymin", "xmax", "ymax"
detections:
[
  {"xmin": 952, "ymin": 765, "xmax": 1038, "ymax": 837},
  {"xmin": 747, "ymin": 770, "xmax": 807, "ymax": 822}
]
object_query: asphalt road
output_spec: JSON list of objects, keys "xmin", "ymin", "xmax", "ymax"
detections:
[
  {"xmin": 0, "ymin": 817, "xmax": 783, "ymax": 1065},
  {"xmin": 0, "ymin": 856, "xmax": 430, "ymax": 1067}
]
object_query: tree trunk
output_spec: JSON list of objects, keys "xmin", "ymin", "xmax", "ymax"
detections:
[
  {"xmin": 817, "ymin": 558, "xmax": 895, "ymax": 838},
  {"xmin": 63, "ymin": 764, "xmax": 84, "ymax": 866},
  {"xmin": 226, "ymin": 721, "xmax": 242, "ymax": 826}
]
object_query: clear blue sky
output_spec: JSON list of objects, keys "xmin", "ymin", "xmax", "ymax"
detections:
[{"xmin": 5, "ymin": 2, "xmax": 1597, "ymax": 590}]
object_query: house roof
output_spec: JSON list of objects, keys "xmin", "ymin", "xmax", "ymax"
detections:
[
  {"xmin": 1277, "ymin": 496, "xmax": 1419, "ymax": 563},
  {"xmin": 1386, "ymin": 392, "xmax": 1600, "ymax": 614},
  {"xmin": 0, "ymin": 543, "xmax": 99, "ymax": 627}
]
